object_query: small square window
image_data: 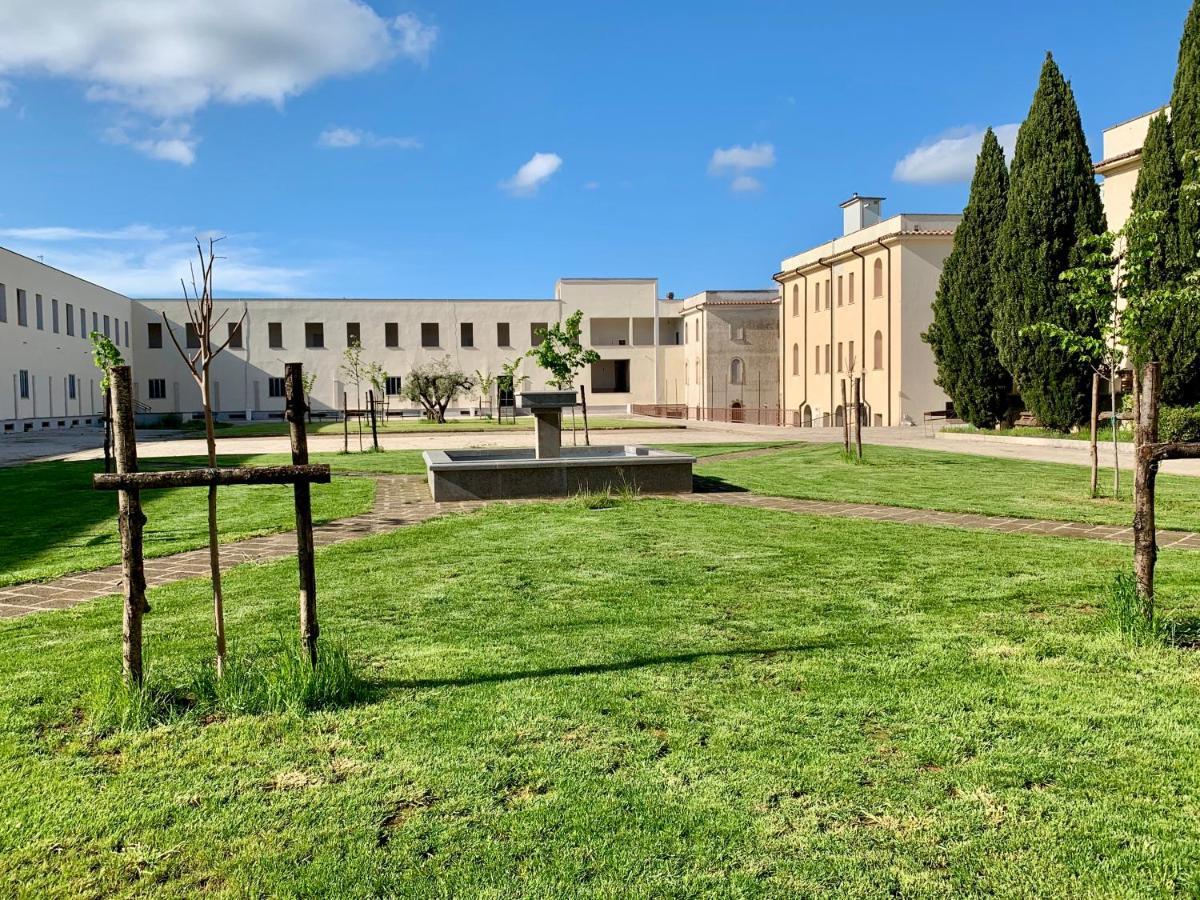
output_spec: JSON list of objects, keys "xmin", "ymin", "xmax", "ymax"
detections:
[
  {"xmin": 147, "ymin": 322, "xmax": 163, "ymax": 348},
  {"xmin": 421, "ymin": 322, "xmax": 439, "ymax": 348},
  {"xmin": 227, "ymin": 321, "xmax": 243, "ymax": 349},
  {"xmin": 385, "ymin": 322, "xmax": 399, "ymax": 348},
  {"xmin": 497, "ymin": 322, "xmax": 510, "ymax": 346},
  {"xmin": 305, "ymin": 322, "xmax": 325, "ymax": 349},
  {"xmin": 346, "ymin": 322, "xmax": 361, "ymax": 346},
  {"xmin": 460, "ymin": 322, "xmax": 474, "ymax": 347},
  {"xmin": 268, "ymin": 322, "xmax": 283, "ymax": 349},
  {"xmin": 386, "ymin": 376, "xmax": 402, "ymax": 396},
  {"xmin": 186, "ymin": 323, "xmax": 201, "ymax": 349},
  {"xmin": 531, "ymin": 322, "xmax": 547, "ymax": 346},
  {"xmin": 148, "ymin": 378, "xmax": 167, "ymax": 400},
  {"xmin": 268, "ymin": 377, "xmax": 285, "ymax": 398}
]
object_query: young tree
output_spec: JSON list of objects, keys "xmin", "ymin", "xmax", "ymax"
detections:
[
  {"xmin": 474, "ymin": 369, "xmax": 496, "ymax": 416},
  {"xmin": 300, "ymin": 369, "xmax": 317, "ymax": 423},
  {"xmin": 89, "ymin": 331, "xmax": 124, "ymax": 474},
  {"xmin": 527, "ymin": 309, "xmax": 601, "ymax": 443},
  {"xmin": 498, "ymin": 355, "xmax": 528, "ymax": 424},
  {"xmin": 992, "ymin": 53, "xmax": 1107, "ymax": 431},
  {"xmin": 340, "ymin": 338, "xmax": 367, "ymax": 451},
  {"xmin": 162, "ymin": 239, "xmax": 247, "ymax": 678},
  {"xmin": 923, "ymin": 128, "xmax": 1011, "ymax": 428},
  {"xmin": 402, "ymin": 357, "xmax": 473, "ymax": 423}
]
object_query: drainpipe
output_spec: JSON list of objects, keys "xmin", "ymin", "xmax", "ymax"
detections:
[
  {"xmin": 850, "ymin": 246, "xmax": 866, "ymax": 425},
  {"xmin": 819, "ymin": 255, "xmax": 835, "ymax": 422},
  {"xmin": 653, "ymin": 284, "xmax": 660, "ymax": 405},
  {"xmin": 875, "ymin": 237, "xmax": 893, "ymax": 426}
]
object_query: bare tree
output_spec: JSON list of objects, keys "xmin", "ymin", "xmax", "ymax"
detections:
[
  {"xmin": 162, "ymin": 238, "xmax": 246, "ymax": 678},
  {"xmin": 340, "ymin": 338, "xmax": 367, "ymax": 451}
]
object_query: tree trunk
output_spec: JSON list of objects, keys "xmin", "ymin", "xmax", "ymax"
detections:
[
  {"xmin": 103, "ymin": 392, "xmax": 113, "ymax": 474},
  {"xmin": 286, "ymin": 363, "xmax": 319, "ymax": 667},
  {"xmin": 342, "ymin": 392, "xmax": 349, "ymax": 454},
  {"xmin": 841, "ymin": 380, "xmax": 849, "ymax": 455},
  {"xmin": 201, "ymin": 368, "xmax": 226, "ymax": 678},
  {"xmin": 1131, "ymin": 370, "xmax": 1140, "ymax": 507},
  {"xmin": 356, "ymin": 384, "xmax": 363, "ymax": 452},
  {"xmin": 1133, "ymin": 363, "xmax": 1160, "ymax": 621},
  {"xmin": 110, "ymin": 366, "xmax": 147, "ymax": 685},
  {"xmin": 853, "ymin": 377, "xmax": 863, "ymax": 461},
  {"xmin": 1111, "ymin": 372, "xmax": 1120, "ymax": 499},
  {"xmin": 581, "ymin": 384, "xmax": 591, "ymax": 447},
  {"xmin": 1089, "ymin": 371, "xmax": 1099, "ymax": 498},
  {"xmin": 368, "ymin": 389, "xmax": 379, "ymax": 451}
]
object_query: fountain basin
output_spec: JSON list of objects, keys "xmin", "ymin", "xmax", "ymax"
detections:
[{"xmin": 423, "ymin": 445, "xmax": 695, "ymax": 501}]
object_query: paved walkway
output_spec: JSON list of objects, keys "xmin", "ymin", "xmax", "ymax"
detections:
[{"xmin": 4, "ymin": 471, "xmax": 1198, "ymax": 619}]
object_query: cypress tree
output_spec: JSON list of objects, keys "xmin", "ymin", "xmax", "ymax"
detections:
[
  {"xmin": 1128, "ymin": 113, "xmax": 1200, "ymax": 404},
  {"xmin": 1171, "ymin": 0, "xmax": 1200, "ymax": 266},
  {"xmin": 923, "ymin": 128, "xmax": 1011, "ymax": 427},
  {"xmin": 991, "ymin": 53, "xmax": 1107, "ymax": 430}
]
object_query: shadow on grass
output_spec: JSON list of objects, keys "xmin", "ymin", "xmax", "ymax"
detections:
[
  {"xmin": 1166, "ymin": 616, "xmax": 1200, "ymax": 650},
  {"xmin": 691, "ymin": 474, "xmax": 749, "ymax": 494},
  {"xmin": 374, "ymin": 643, "xmax": 823, "ymax": 692}
]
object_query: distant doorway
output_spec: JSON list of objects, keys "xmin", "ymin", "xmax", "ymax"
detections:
[
  {"xmin": 801, "ymin": 404, "xmax": 812, "ymax": 428},
  {"xmin": 730, "ymin": 400, "xmax": 744, "ymax": 423}
]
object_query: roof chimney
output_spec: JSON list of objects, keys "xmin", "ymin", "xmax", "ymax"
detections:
[{"xmin": 840, "ymin": 194, "xmax": 884, "ymax": 235}]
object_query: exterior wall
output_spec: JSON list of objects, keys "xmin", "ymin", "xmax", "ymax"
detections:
[
  {"xmin": 1097, "ymin": 107, "xmax": 1163, "ymax": 233},
  {"xmin": 0, "ymin": 247, "xmax": 134, "ymax": 432},
  {"xmin": 777, "ymin": 213, "xmax": 958, "ymax": 426},
  {"xmin": 678, "ymin": 291, "xmax": 779, "ymax": 409}
]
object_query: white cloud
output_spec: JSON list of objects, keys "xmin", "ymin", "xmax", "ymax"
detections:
[
  {"xmin": 501, "ymin": 152, "xmax": 563, "ymax": 196},
  {"xmin": 583, "ymin": 180, "xmax": 600, "ymax": 191},
  {"xmin": 0, "ymin": 80, "xmax": 13, "ymax": 109},
  {"xmin": 708, "ymin": 142, "xmax": 775, "ymax": 192},
  {"xmin": 0, "ymin": 224, "xmax": 310, "ymax": 296},
  {"xmin": 317, "ymin": 126, "xmax": 421, "ymax": 149},
  {"xmin": 0, "ymin": 2, "xmax": 437, "ymax": 162},
  {"xmin": 893, "ymin": 124, "xmax": 1020, "ymax": 184}
]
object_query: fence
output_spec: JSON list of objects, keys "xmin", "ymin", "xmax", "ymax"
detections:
[{"xmin": 631, "ymin": 404, "xmax": 874, "ymax": 428}]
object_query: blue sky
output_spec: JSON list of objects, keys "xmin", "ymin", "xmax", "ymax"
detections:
[{"xmin": 0, "ymin": 0, "xmax": 1186, "ymax": 299}]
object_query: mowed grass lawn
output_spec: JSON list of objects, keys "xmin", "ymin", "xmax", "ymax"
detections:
[
  {"xmin": 1, "ymin": 499, "xmax": 1199, "ymax": 895},
  {"xmin": 700, "ymin": 443, "xmax": 1200, "ymax": 532},
  {"xmin": 0, "ymin": 454, "xmax": 390, "ymax": 586}
]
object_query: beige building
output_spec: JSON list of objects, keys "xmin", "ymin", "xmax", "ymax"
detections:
[
  {"xmin": 1095, "ymin": 106, "xmax": 1165, "ymax": 232},
  {"xmin": 679, "ymin": 290, "xmax": 780, "ymax": 415},
  {"xmin": 775, "ymin": 196, "xmax": 959, "ymax": 427}
]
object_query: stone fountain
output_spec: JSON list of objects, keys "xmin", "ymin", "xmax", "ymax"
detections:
[{"xmin": 423, "ymin": 389, "xmax": 695, "ymax": 501}]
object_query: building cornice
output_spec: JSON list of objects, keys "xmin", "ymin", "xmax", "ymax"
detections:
[
  {"xmin": 772, "ymin": 229, "xmax": 954, "ymax": 282},
  {"xmin": 1094, "ymin": 147, "xmax": 1142, "ymax": 175}
]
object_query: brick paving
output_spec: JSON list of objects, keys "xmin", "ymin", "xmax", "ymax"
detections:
[{"xmin": 4, "ymin": 472, "xmax": 1199, "ymax": 619}]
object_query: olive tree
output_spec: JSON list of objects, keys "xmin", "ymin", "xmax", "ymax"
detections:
[{"xmin": 402, "ymin": 357, "xmax": 473, "ymax": 423}]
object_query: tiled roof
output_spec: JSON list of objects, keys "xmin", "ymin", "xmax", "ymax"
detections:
[{"xmin": 1094, "ymin": 147, "xmax": 1142, "ymax": 173}]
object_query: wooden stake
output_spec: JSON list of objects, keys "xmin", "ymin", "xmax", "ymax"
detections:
[
  {"xmin": 581, "ymin": 384, "xmax": 592, "ymax": 447},
  {"xmin": 853, "ymin": 377, "xmax": 863, "ymax": 460},
  {"xmin": 287, "ymin": 363, "xmax": 319, "ymax": 666},
  {"xmin": 110, "ymin": 366, "xmax": 147, "ymax": 685},
  {"xmin": 1133, "ymin": 363, "xmax": 1160, "ymax": 615},
  {"xmin": 368, "ymin": 388, "xmax": 379, "ymax": 452},
  {"xmin": 1089, "ymin": 371, "xmax": 1100, "ymax": 498},
  {"xmin": 841, "ymin": 380, "xmax": 849, "ymax": 454},
  {"xmin": 342, "ymin": 391, "xmax": 349, "ymax": 454}
]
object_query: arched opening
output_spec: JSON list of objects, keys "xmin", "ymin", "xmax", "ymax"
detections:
[
  {"xmin": 834, "ymin": 404, "xmax": 844, "ymax": 427},
  {"xmin": 730, "ymin": 357, "xmax": 745, "ymax": 385},
  {"xmin": 873, "ymin": 330, "xmax": 884, "ymax": 369},
  {"xmin": 731, "ymin": 400, "xmax": 744, "ymax": 423},
  {"xmin": 801, "ymin": 404, "xmax": 813, "ymax": 428},
  {"xmin": 791, "ymin": 284, "xmax": 799, "ymax": 317},
  {"xmin": 792, "ymin": 343, "xmax": 799, "ymax": 376},
  {"xmin": 858, "ymin": 401, "xmax": 872, "ymax": 428},
  {"xmin": 873, "ymin": 258, "xmax": 884, "ymax": 298}
]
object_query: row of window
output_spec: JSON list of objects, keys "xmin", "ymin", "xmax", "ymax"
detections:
[
  {"xmin": 147, "ymin": 375, "xmax": 408, "ymax": 403},
  {"xmin": 146, "ymin": 319, "xmax": 550, "ymax": 352},
  {"xmin": 0, "ymin": 284, "xmax": 130, "ymax": 347},
  {"xmin": 789, "ymin": 259, "xmax": 887, "ymax": 316},
  {"xmin": 794, "ymin": 331, "xmax": 886, "ymax": 375},
  {"xmin": 682, "ymin": 319, "xmax": 749, "ymax": 346},
  {"xmin": 683, "ymin": 358, "xmax": 749, "ymax": 386},
  {"xmin": 15, "ymin": 369, "xmax": 83, "ymax": 402}
]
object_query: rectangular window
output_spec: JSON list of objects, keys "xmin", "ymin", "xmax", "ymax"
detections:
[
  {"xmin": 268, "ymin": 321, "xmax": 283, "ymax": 349},
  {"xmin": 268, "ymin": 377, "xmax": 285, "ymax": 398},
  {"xmin": 66, "ymin": 303, "xmax": 74, "ymax": 335},
  {"xmin": 531, "ymin": 322, "xmax": 547, "ymax": 346},
  {"xmin": 17, "ymin": 289, "xmax": 27, "ymax": 326},
  {"xmin": 79, "ymin": 307, "xmax": 86, "ymax": 339},
  {"xmin": 385, "ymin": 322, "xmax": 399, "ymax": 348},
  {"xmin": 824, "ymin": 343, "xmax": 831, "ymax": 374},
  {"xmin": 68, "ymin": 374, "xmax": 76, "ymax": 400},
  {"xmin": 18, "ymin": 369, "xmax": 29, "ymax": 399},
  {"xmin": 386, "ymin": 375, "xmax": 402, "ymax": 396},
  {"xmin": 460, "ymin": 322, "xmax": 474, "ymax": 347},
  {"xmin": 849, "ymin": 340, "xmax": 855, "ymax": 370},
  {"xmin": 346, "ymin": 322, "xmax": 360, "ymax": 346},
  {"xmin": 0, "ymin": 283, "xmax": 6, "ymax": 322},
  {"xmin": 421, "ymin": 322, "xmax": 439, "ymax": 348},
  {"xmin": 227, "ymin": 321, "xmax": 243, "ymax": 349},
  {"xmin": 103, "ymin": 314, "xmax": 110, "ymax": 338},
  {"xmin": 148, "ymin": 378, "xmax": 167, "ymax": 400},
  {"xmin": 849, "ymin": 272, "xmax": 856, "ymax": 305},
  {"xmin": 825, "ymin": 281, "xmax": 831, "ymax": 310},
  {"xmin": 147, "ymin": 322, "xmax": 163, "ymax": 348},
  {"xmin": 837, "ymin": 342, "xmax": 844, "ymax": 372},
  {"xmin": 35, "ymin": 294, "xmax": 44, "ymax": 329},
  {"xmin": 497, "ymin": 322, "xmax": 510, "ymax": 346},
  {"xmin": 304, "ymin": 322, "xmax": 324, "ymax": 348},
  {"xmin": 186, "ymin": 323, "xmax": 201, "ymax": 349},
  {"xmin": 813, "ymin": 284, "xmax": 819, "ymax": 313},
  {"xmin": 814, "ymin": 345, "xmax": 820, "ymax": 374},
  {"xmin": 837, "ymin": 277, "xmax": 843, "ymax": 307},
  {"xmin": 51, "ymin": 299, "xmax": 59, "ymax": 333},
  {"xmin": 124, "ymin": 320, "xmax": 129, "ymax": 347},
  {"xmin": 92, "ymin": 311, "xmax": 98, "ymax": 334}
]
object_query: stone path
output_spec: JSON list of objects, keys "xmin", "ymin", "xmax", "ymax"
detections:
[{"xmin": 4, "ymin": 473, "xmax": 1199, "ymax": 619}]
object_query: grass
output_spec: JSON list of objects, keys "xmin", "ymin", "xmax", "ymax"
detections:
[
  {"xmin": 1, "ymin": 499, "xmax": 1200, "ymax": 894},
  {"xmin": 202, "ymin": 415, "xmax": 680, "ymax": 438},
  {"xmin": 0, "ymin": 457, "xmax": 378, "ymax": 586},
  {"xmin": 943, "ymin": 424, "xmax": 1132, "ymax": 443},
  {"xmin": 700, "ymin": 442, "xmax": 1200, "ymax": 532}
]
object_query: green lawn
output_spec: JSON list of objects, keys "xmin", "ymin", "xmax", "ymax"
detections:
[
  {"xmin": 700, "ymin": 443, "xmax": 1200, "ymax": 532},
  {"xmin": 2, "ymin": 499, "xmax": 1199, "ymax": 895},
  {"xmin": 0, "ymin": 457, "xmax": 378, "ymax": 586},
  {"xmin": 944, "ymin": 424, "xmax": 1132, "ymax": 443},
  {"xmin": 193, "ymin": 415, "xmax": 680, "ymax": 438}
]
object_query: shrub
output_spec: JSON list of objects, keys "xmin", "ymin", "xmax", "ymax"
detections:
[
  {"xmin": 1160, "ymin": 404, "xmax": 1200, "ymax": 442},
  {"xmin": 1104, "ymin": 572, "xmax": 1165, "ymax": 647}
]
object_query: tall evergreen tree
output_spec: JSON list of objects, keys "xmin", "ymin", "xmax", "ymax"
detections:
[
  {"xmin": 1171, "ymin": 0, "xmax": 1200, "ymax": 267},
  {"xmin": 1125, "ymin": 112, "xmax": 1200, "ymax": 404},
  {"xmin": 923, "ymin": 128, "xmax": 1011, "ymax": 427},
  {"xmin": 991, "ymin": 53, "xmax": 1107, "ymax": 430}
]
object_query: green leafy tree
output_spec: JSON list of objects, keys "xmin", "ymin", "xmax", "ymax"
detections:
[
  {"xmin": 923, "ymin": 128, "xmax": 1011, "ymax": 427},
  {"xmin": 992, "ymin": 53, "xmax": 1107, "ymax": 430},
  {"xmin": 1171, "ymin": 0, "xmax": 1200, "ymax": 265},
  {"xmin": 339, "ymin": 338, "xmax": 368, "ymax": 450},
  {"xmin": 474, "ymin": 369, "xmax": 496, "ymax": 416},
  {"xmin": 89, "ymin": 331, "xmax": 125, "ymax": 474},
  {"xmin": 402, "ymin": 357, "xmax": 473, "ymax": 423},
  {"xmin": 527, "ymin": 309, "xmax": 601, "ymax": 443},
  {"xmin": 300, "ymin": 370, "xmax": 317, "ymax": 423}
]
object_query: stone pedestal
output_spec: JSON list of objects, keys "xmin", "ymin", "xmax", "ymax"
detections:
[{"xmin": 534, "ymin": 408, "xmax": 562, "ymax": 459}]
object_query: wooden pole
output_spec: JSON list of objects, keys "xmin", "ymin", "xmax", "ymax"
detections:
[
  {"xmin": 841, "ymin": 380, "xmax": 849, "ymax": 454},
  {"xmin": 110, "ymin": 366, "xmax": 147, "ymax": 685},
  {"xmin": 342, "ymin": 391, "xmax": 349, "ymax": 454},
  {"xmin": 1089, "ymin": 371, "xmax": 1100, "ymax": 498},
  {"xmin": 287, "ymin": 363, "xmax": 319, "ymax": 666},
  {"xmin": 854, "ymin": 377, "xmax": 863, "ymax": 460},
  {"xmin": 580, "ymin": 384, "xmax": 592, "ymax": 447},
  {"xmin": 102, "ymin": 391, "xmax": 113, "ymax": 474},
  {"xmin": 1133, "ymin": 363, "xmax": 1160, "ymax": 617},
  {"xmin": 368, "ymin": 388, "xmax": 379, "ymax": 452}
]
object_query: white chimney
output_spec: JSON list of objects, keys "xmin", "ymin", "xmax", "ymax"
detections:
[{"xmin": 840, "ymin": 194, "xmax": 884, "ymax": 235}]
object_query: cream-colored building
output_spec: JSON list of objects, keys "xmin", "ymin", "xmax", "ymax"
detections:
[
  {"xmin": 775, "ymin": 196, "xmax": 959, "ymax": 427},
  {"xmin": 679, "ymin": 290, "xmax": 780, "ymax": 413},
  {"xmin": 1095, "ymin": 106, "xmax": 1165, "ymax": 232}
]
